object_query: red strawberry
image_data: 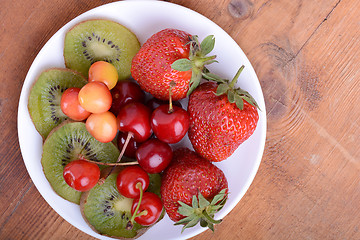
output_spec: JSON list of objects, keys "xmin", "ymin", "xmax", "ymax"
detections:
[
  {"xmin": 188, "ymin": 66, "xmax": 259, "ymax": 162},
  {"xmin": 161, "ymin": 148, "xmax": 228, "ymax": 232},
  {"xmin": 131, "ymin": 28, "xmax": 217, "ymax": 100}
]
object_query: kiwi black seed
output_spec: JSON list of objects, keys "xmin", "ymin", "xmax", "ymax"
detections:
[
  {"xmin": 80, "ymin": 167, "xmax": 164, "ymax": 239},
  {"xmin": 64, "ymin": 19, "xmax": 140, "ymax": 79},
  {"xmin": 28, "ymin": 68, "xmax": 87, "ymax": 139},
  {"xmin": 42, "ymin": 121, "xmax": 120, "ymax": 204}
]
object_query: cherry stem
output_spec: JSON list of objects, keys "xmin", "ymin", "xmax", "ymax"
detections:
[
  {"xmin": 116, "ymin": 132, "xmax": 134, "ymax": 163},
  {"xmin": 82, "ymin": 159, "xmax": 138, "ymax": 166},
  {"xmin": 84, "ymin": 132, "xmax": 138, "ymax": 167},
  {"xmin": 98, "ymin": 132, "xmax": 135, "ymax": 183},
  {"xmin": 168, "ymin": 81, "xmax": 176, "ymax": 114},
  {"xmin": 127, "ymin": 182, "xmax": 145, "ymax": 230}
]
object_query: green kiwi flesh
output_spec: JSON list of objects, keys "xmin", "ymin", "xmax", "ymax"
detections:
[
  {"xmin": 28, "ymin": 68, "xmax": 87, "ymax": 139},
  {"xmin": 81, "ymin": 167, "xmax": 163, "ymax": 239},
  {"xmin": 42, "ymin": 122, "xmax": 120, "ymax": 204},
  {"xmin": 64, "ymin": 19, "xmax": 140, "ymax": 79}
]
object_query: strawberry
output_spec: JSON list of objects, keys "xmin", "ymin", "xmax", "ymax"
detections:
[
  {"xmin": 161, "ymin": 148, "xmax": 228, "ymax": 232},
  {"xmin": 131, "ymin": 28, "xmax": 217, "ymax": 100},
  {"xmin": 188, "ymin": 66, "xmax": 259, "ymax": 162}
]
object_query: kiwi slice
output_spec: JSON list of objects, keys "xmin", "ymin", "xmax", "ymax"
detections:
[
  {"xmin": 42, "ymin": 121, "xmax": 120, "ymax": 204},
  {"xmin": 28, "ymin": 68, "xmax": 87, "ymax": 139},
  {"xmin": 64, "ymin": 19, "xmax": 140, "ymax": 79},
  {"xmin": 81, "ymin": 167, "xmax": 163, "ymax": 239}
]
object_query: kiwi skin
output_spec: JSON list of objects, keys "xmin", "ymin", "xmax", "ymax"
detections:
[{"xmin": 80, "ymin": 167, "xmax": 163, "ymax": 239}]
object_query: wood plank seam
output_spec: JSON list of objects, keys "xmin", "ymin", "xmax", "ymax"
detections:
[
  {"xmin": 287, "ymin": 0, "xmax": 343, "ymax": 65},
  {"xmin": 301, "ymin": 107, "xmax": 359, "ymax": 170},
  {"xmin": 0, "ymin": 183, "xmax": 33, "ymax": 232}
]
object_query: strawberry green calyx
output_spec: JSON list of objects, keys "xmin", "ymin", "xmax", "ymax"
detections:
[
  {"xmin": 174, "ymin": 189, "xmax": 228, "ymax": 232},
  {"xmin": 203, "ymin": 65, "xmax": 260, "ymax": 111},
  {"xmin": 171, "ymin": 35, "xmax": 218, "ymax": 96}
]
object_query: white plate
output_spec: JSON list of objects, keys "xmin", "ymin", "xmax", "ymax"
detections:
[{"xmin": 17, "ymin": 0, "xmax": 267, "ymax": 239}]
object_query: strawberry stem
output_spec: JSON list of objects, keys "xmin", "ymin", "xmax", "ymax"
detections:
[
  {"xmin": 171, "ymin": 35, "xmax": 218, "ymax": 96},
  {"xmin": 193, "ymin": 55, "xmax": 217, "ymax": 69},
  {"xmin": 229, "ymin": 65, "xmax": 245, "ymax": 89},
  {"xmin": 202, "ymin": 209, "xmax": 222, "ymax": 224}
]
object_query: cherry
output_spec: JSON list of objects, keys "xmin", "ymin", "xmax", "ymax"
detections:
[
  {"xmin": 150, "ymin": 81, "xmax": 190, "ymax": 144},
  {"xmin": 86, "ymin": 111, "xmax": 117, "ymax": 143},
  {"xmin": 88, "ymin": 61, "xmax": 118, "ymax": 90},
  {"xmin": 110, "ymin": 81, "xmax": 145, "ymax": 116},
  {"xmin": 63, "ymin": 159, "xmax": 100, "ymax": 192},
  {"xmin": 60, "ymin": 87, "xmax": 90, "ymax": 121},
  {"xmin": 116, "ymin": 102, "xmax": 152, "ymax": 143},
  {"xmin": 116, "ymin": 165, "xmax": 149, "ymax": 199},
  {"xmin": 151, "ymin": 104, "xmax": 189, "ymax": 144},
  {"xmin": 136, "ymin": 138, "xmax": 173, "ymax": 173},
  {"xmin": 117, "ymin": 131, "xmax": 142, "ymax": 158},
  {"xmin": 78, "ymin": 81, "xmax": 112, "ymax": 113},
  {"xmin": 131, "ymin": 192, "xmax": 163, "ymax": 226}
]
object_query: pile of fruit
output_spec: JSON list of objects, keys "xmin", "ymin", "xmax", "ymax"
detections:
[{"xmin": 27, "ymin": 19, "xmax": 259, "ymax": 239}]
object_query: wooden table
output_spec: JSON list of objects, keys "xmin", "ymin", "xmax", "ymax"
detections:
[{"xmin": 1, "ymin": 0, "xmax": 359, "ymax": 239}]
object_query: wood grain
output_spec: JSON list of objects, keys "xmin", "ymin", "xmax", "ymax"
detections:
[{"xmin": 1, "ymin": 0, "xmax": 359, "ymax": 239}]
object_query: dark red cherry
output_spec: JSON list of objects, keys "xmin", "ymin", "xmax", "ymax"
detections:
[
  {"xmin": 136, "ymin": 138, "xmax": 173, "ymax": 173},
  {"xmin": 116, "ymin": 165, "xmax": 149, "ymax": 198},
  {"xmin": 117, "ymin": 131, "xmax": 142, "ymax": 158},
  {"xmin": 117, "ymin": 102, "xmax": 152, "ymax": 142},
  {"xmin": 110, "ymin": 81, "xmax": 145, "ymax": 116},
  {"xmin": 150, "ymin": 105, "xmax": 190, "ymax": 144},
  {"xmin": 131, "ymin": 192, "xmax": 163, "ymax": 226}
]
